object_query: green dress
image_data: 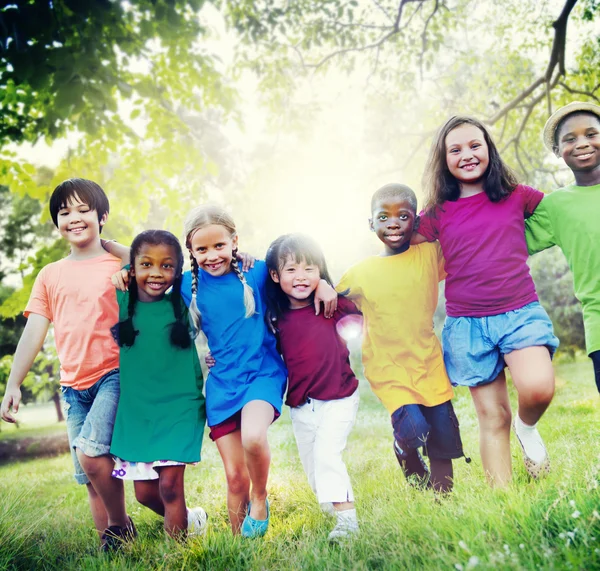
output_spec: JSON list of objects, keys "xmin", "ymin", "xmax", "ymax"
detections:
[
  {"xmin": 525, "ymin": 184, "xmax": 600, "ymax": 355},
  {"xmin": 110, "ymin": 290, "xmax": 206, "ymax": 463}
]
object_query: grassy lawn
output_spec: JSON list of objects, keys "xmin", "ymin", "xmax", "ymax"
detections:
[
  {"xmin": 0, "ymin": 402, "xmax": 65, "ymax": 441},
  {"xmin": 1, "ymin": 358, "xmax": 598, "ymax": 570}
]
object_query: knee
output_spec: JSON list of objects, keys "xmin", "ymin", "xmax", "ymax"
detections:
[
  {"xmin": 241, "ymin": 430, "xmax": 268, "ymax": 456},
  {"xmin": 478, "ymin": 402, "xmax": 512, "ymax": 433},
  {"xmin": 225, "ymin": 467, "xmax": 250, "ymax": 495},
  {"xmin": 77, "ymin": 451, "xmax": 101, "ymax": 478},
  {"xmin": 523, "ymin": 376, "xmax": 555, "ymax": 407},
  {"xmin": 159, "ymin": 475, "xmax": 183, "ymax": 505}
]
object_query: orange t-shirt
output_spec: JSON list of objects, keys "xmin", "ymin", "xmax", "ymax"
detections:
[{"xmin": 25, "ymin": 253, "xmax": 122, "ymax": 390}]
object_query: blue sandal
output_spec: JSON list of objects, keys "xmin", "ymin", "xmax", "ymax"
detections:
[{"xmin": 241, "ymin": 499, "xmax": 270, "ymax": 538}]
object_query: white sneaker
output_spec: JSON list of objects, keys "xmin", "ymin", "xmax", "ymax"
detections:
[
  {"xmin": 328, "ymin": 508, "xmax": 359, "ymax": 541},
  {"xmin": 187, "ymin": 507, "xmax": 208, "ymax": 537}
]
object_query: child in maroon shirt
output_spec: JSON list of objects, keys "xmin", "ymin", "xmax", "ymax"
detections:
[{"xmin": 265, "ymin": 233, "xmax": 361, "ymax": 542}]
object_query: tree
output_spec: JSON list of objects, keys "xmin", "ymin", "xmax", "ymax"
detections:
[{"xmin": 223, "ymin": 0, "xmax": 599, "ymax": 182}]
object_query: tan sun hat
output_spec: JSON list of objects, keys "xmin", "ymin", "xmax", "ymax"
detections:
[{"xmin": 542, "ymin": 101, "xmax": 600, "ymax": 152}]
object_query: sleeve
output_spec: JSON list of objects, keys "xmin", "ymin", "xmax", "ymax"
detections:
[
  {"xmin": 24, "ymin": 266, "xmax": 52, "ymax": 320},
  {"xmin": 434, "ymin": 242, "xmax": 447, "ymax": 282},
  {"xmin": 181, "ymin": 271, "xmax": 192, "ymax": 308},
  {"xmin": 519, "ymin": 184, "xmax": 545, "ymax": 217},
  {"xmin": 416, "ymin": 208, "xmax": 439, "ymax": 241},
  {"xmin": 335, "ymin": 296, "xmax": 362, "ymax": 319},
  {"xmin": 251, "ymin": 260, "xmax": 268, "ymax": 291},
  {"xmin": 525, "ymin": 199, "xmax": 556, "ymax": 255},
  {"xmin": 336, "ymin": 268, "xmax": 362, "ymax": 308}
]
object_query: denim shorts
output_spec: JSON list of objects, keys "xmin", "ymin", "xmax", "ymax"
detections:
[
  {"xmin": 391, "ymin": 400, "xmax": 464, "ymax": 460},
  {"xmin": 61, "ymin": 369, "xmax": 120, "ymax": 485},
  {"xmin": 442, "ymin": 301, "xmax": 559, "ymax": 388}
]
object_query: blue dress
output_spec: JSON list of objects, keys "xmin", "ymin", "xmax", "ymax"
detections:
[{"xmin": 181, "ymin": 261, "xmax": 287, "ymax": 427}]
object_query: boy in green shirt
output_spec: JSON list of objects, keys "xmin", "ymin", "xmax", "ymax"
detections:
[{"xmin": 526, "ymin": 101, "xmax": 600, "ymax": 393}]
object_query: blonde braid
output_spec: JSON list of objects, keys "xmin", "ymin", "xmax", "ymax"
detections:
[
  {"xmin": 188, "ymin": 251, "xmax": 202, "ymax": 336},
  {"xmin": 231, "ymin": 251, "xmax": 256, "ymax": 318}
]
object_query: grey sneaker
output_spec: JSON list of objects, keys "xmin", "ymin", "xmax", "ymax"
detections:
[
  {"xmin": 187, "ymin": 507, "xmax": 208, "ymax": 537},
  {"xmin": 328, "ymin": 509, "xmax": 359, "ymax": 542}
]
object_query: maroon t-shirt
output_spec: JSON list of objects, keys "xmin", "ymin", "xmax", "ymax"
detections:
[
  {"xmin": 418, "ymin": 184, "xmax": 543, "ymax": 317},
  {"xmin": 277, "ymin": 296, "xmax": 361, "ymax": 408}
]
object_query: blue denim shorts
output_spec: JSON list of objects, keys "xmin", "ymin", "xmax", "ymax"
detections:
[
  {"xmin": 442, "ymin": 301, "xmax": 559, "ymax": 388},
  {"xmin": 61, "ymin": 369, "xmax": 120, "ymax": 485},
  {"xmin": 391, "ymin": 400, "xmax": 464, "ymax": 460}
]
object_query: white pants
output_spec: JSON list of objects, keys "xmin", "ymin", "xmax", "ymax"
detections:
[{"xmin": 290, "ymin": 389, "xmax": 359, "ymax": 505}]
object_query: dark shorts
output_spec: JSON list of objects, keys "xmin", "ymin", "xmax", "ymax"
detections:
[
  {"xmin": 209, "ymin": 406, "xmax": 280, "ymax": 441},
  {"xmin": 391, "ymin": 400, "xmax": 464, "ymax": 460},
  {"xmin": 590, "ymin": 351, "xmax": 600, "ymax": 393}
]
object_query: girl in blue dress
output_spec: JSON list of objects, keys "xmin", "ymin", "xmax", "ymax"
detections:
[{"xmin": 183, "ymin": 205, "xmax": 287, "ymax": 538}]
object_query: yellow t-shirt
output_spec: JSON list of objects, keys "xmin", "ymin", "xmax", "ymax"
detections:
[
  {"xmin": 25, "ymin": 253, "xmax": 122, "ymax": 390},
  {"xmin": 337, "ymin": 242, "xmax": 453, "ymax": 413}
]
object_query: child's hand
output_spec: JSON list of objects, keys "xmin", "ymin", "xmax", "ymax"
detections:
[
  {"xmin": 205, "ymin": 352, "xmax": 216, "ymax": 369},
  {"xmin": 314, "ymin": 279, "xmax": 338, "ymax": 318},
  {"xmin": 111, "ymin": 268, "xmax": 130, "ymax": 292},
  {"xmin": 236, "ymin": 252, "xmax": 255, "ymax": 272},
  {"xmin": 1, "ymin": 385, "xmax": 22, "ymax": 423}
]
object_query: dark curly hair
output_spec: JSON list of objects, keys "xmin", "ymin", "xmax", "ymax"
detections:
[{"xmin": 114, "ymin": 230, "xmax": 190, "ymax": 349}]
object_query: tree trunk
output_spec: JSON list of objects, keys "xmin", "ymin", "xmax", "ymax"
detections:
[{"xmin": 53, "ymin": 391, "xmax": 64, "ymax": 422}]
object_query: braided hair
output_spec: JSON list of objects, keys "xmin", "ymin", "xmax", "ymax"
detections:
[
  {"xmin": 265, "ymin": 233, "xmax": 334, "ymax": 324},
  {"xmin": 113, "ymin": 230, "xmax": 191, "ymax": 349},
  {"xmin": 184, "ymin": 205, "xmax": 255, "ymax": 336}
]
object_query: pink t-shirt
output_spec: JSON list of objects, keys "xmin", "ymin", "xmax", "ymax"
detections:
[
  {"xmin": 25, "ymin": 253, "xmax": 122, "ymax": 390},
  {"xmin": 418, "ymin": 184, "xmax": 543, "ymax": 317}
]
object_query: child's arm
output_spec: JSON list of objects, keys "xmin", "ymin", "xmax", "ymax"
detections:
[
  {"xmin": 314, "ymin": 279, "xmax": 338, "ymax": 318},
  {"xmin": 410, "ymin": 232, "xmax": 428, "ymax": 245},
  {"xmin": 102, "ymin": 239, "xmax": 130, "ymax": 266},
  {"xmin": 525, "ymin": 200, "xmax": 555, "ymax": 255},
  {"xmin": 0, "ymin": 314, "xmax": 50, "ymax": 423}
]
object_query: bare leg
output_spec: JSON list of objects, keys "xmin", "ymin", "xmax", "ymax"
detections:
[
  {"xmin": 157, "ymin": 466, "xmax": 187, "ymax": 538},
  {"xmin": 134, "ymin": 480, "xmax": 165, "ymax": 516},
  {"xmin": 429, "ymin": 458, "xmax": 453, "ymax": 493},
  {"xmin": 333, "ymin": 501, "xmax": 354, "ymax": 511},
  {"xmin": 86, "ymin": 482, "xmax": 108, "ymax": 539},
  {"xmin": 216, "ymin": 431, "xmax": 250, "ymax": 534},
  {"xmin": 469, "ymin": 371, "xmax": 512, "ymax": 487},
  {"xmin": 241, "ymin": 400, "xmax": 274, "ymax": 521},
  {"xmin": 504, "ymin": 346, "xmax": 554, "ymax": 425},
  {"xmin": 77, "ymin": 452, "xmax": 128, "ymax": 527}
]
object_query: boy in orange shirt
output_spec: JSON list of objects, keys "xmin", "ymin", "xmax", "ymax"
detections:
[
  {"xmin": 0, "ymin": 179, "xmax": 134, "ymax": 550},
  {"xmin": 337, "ymin": 183, "xmax": 464, "ymax": 492}
]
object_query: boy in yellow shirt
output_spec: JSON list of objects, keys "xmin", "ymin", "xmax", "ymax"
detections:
[{"xmin": 338, "ymin": 183, "xmax": 464, "ymax": 492}]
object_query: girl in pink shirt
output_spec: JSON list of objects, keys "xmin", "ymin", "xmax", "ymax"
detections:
[{"xmin": 414, "ymin": 116, "xmax": 559, "ymax": 487}]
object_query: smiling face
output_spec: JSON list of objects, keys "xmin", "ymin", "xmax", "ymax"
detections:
[
  {"xmin": 270, "ymin": 255, "xmax": 321, "ymax": 309},
  {"xmin": 56, "ymin": 193, "xmax": 106, "ymax": 249},
  {"xmin": 132, "ymin": 243, "xmax": 178, "ymax": 302},
  {"xmin": 370, "ymin": 196, "xmax": 418, "ymax": 256},
  {"xmin": 189, "ymin": 224, "xmax": 238, "ymax": 277},
  {"xmin": 554, "ymin": 113, "xmax": 600, "ymax": 182},
  {"xmin": 445, "ymin": 124, "xmax": 490, "ymax": 193}
]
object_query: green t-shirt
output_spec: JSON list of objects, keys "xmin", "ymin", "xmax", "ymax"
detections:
[
  {"xmin": 525, "ymin": 184, "xmax": 600, "ymax": 354},
  {"xmin": 110, "ymin": 290, "xmax": 206, "ymax": 463}
]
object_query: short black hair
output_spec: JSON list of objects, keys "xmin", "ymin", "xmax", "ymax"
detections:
[
  {"xmin": 554, "ymin": 111, "xmax": 600, "ymax": 147},
  {"xmin": 49, "ymin": 178, "xmax": 110, "ymax": 232},
  {"xmin": 371, "ymin": 183, "xmax": 418, "ymax": 214}
]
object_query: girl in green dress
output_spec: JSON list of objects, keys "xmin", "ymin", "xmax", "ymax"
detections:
[{"xmin": 110, "ymin": 230, "xmax": 207, "ymax": 539}]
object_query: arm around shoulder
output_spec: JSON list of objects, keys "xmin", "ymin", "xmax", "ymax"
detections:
[
  {"xmin": 525, "ymin": 200, "xmax": 555, "ymax": 255},
  {"xmin": 1, "ymin": 314, "xmax": 50, "ymax": 423}
]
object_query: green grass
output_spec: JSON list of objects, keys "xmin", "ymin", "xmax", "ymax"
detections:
[{"xmin": 1, "ymin": 359, "xmax": 599, "ymax": 570}]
